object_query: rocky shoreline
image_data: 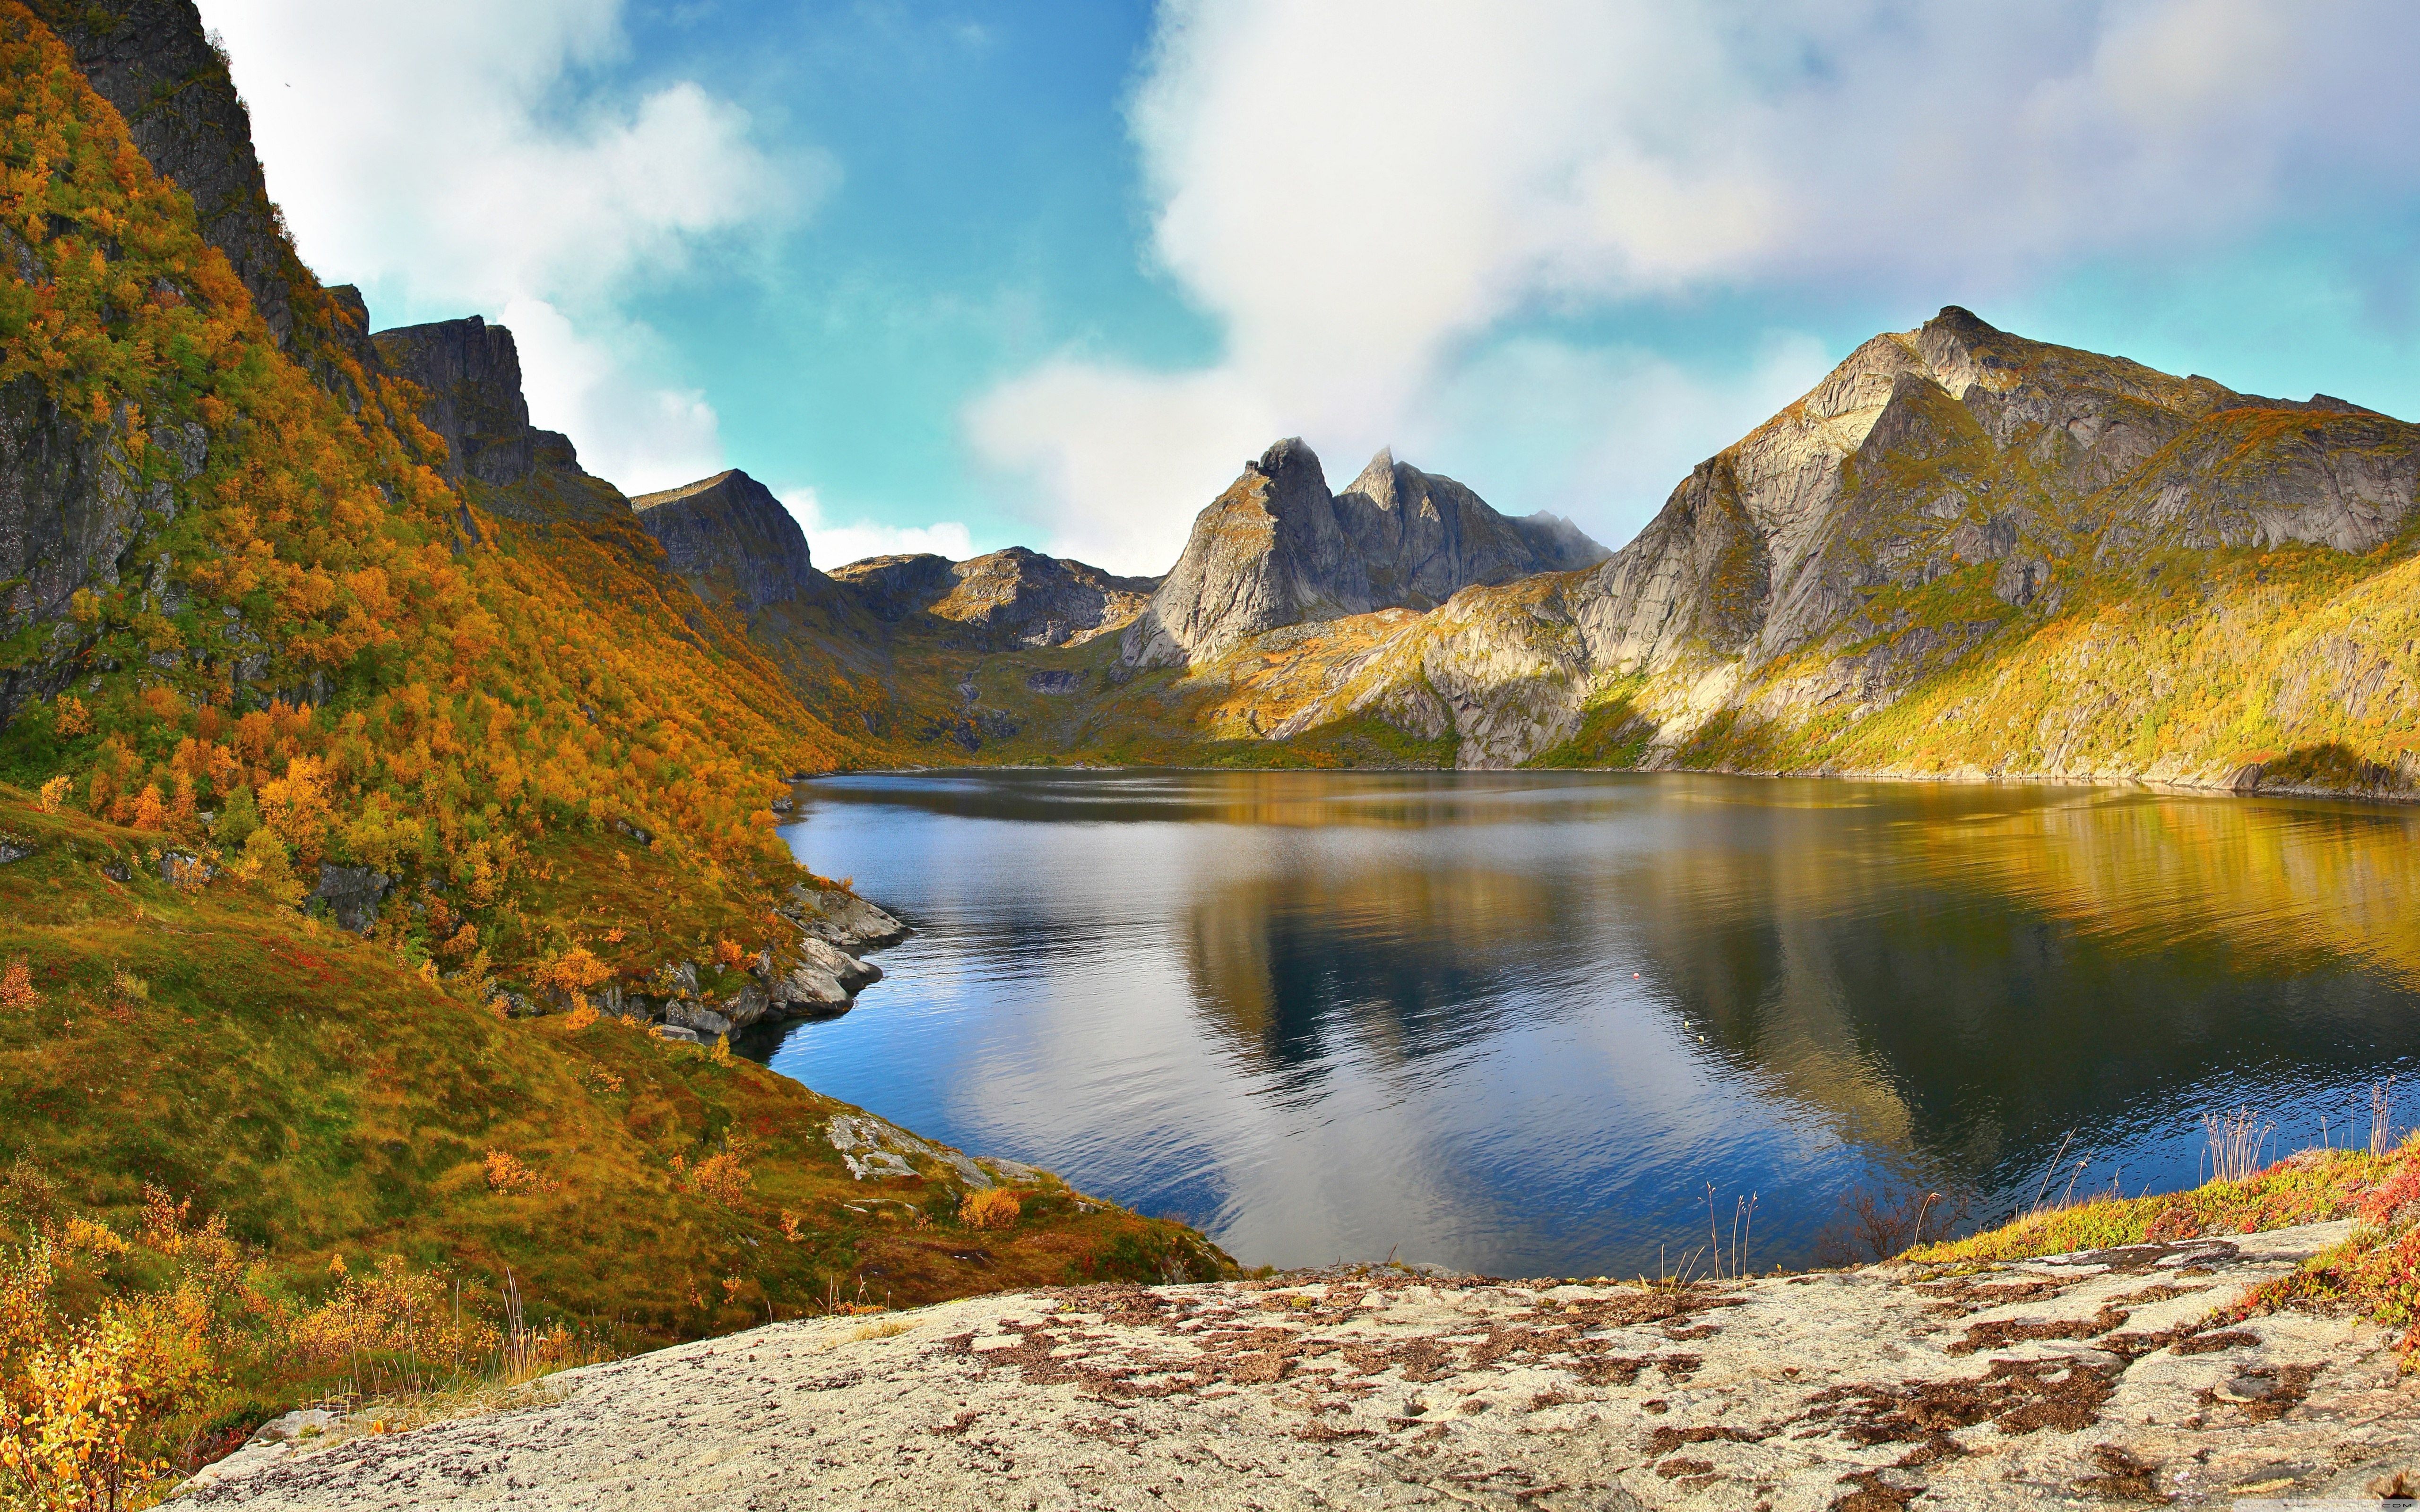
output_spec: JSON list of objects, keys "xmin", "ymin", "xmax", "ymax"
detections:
[
  {"xmin": 175, "ymin": 1218, "xmax": 2419, "ymax": 1509},
  {"xmin": 488, "ymin": 881, "xmax": 910, "ymax": 1041},
  {"xmin": 621, "ymin": 884, "xmax": 908, "ymax": 1043}
]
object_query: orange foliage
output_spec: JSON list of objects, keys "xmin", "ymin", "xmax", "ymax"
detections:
[
  {"xmin": 960, "ymin": 1189, "xmax": 1022, "ymax": 1231},
  {"xmin": 0, "ymin": 8, "xmax": 873, "ymax": 980},
  {"xmin": 0, "ymin": 959, "xmax": 36, "ymax": 1011}
]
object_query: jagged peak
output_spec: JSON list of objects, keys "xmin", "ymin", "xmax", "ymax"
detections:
[
  {"xmin": 1247, "ymin": 437, "xmax": 1323, "ymax": 484},
  {"xmin": 1345, "ymin": 447, "xmax": 1405, "ymax": 509}
]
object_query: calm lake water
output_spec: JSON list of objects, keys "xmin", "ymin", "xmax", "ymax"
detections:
[{"xmin": 758, "ymin": 770, "xmax": 2420, "ymax": 1277}]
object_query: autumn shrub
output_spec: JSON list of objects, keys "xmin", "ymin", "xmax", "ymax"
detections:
[
  {"xmin": 710, "ymin": 937, "xmax": 746, "ymax": 971},
  {"xmin": 482, "ymin": 1151, "xmax": 553, "ymax": 1196},
  {"xmin": 0, "ymin": 1307, "xmax": 204, "ymax": 1512},
  {"xmin": 959, "ymin": 1189, "xmax": 1021, "ymax": 1231},
  {"xmin": 287, "ymin": 1254, "xmax": 496, "ymax": 1368},
  {"xmin": 530, "ymin": 946, "xmax": 611, "ymax": 1004},
  {"xmin": 675, "ymin": 1148, "xmax": 752, "ymax": 1208},
  {"xmin": 33, "ymin": 776, "xmax": 69, "ymax": 814},
  {"xmin": 0, "ymin": 959, "xmax": 36, "ymax": 1012},
  {"xmin": 233, "ymin": 826, "xmax": 304, "ymax": 908},
  {"xmin": 561, "ymin": 997, "xmax": 599, "ymax": 1031}
]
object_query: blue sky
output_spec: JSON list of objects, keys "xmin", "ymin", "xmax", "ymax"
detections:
[{"xmin": 199, "ymin": 0, "xmax": 2420, "ymax": 576}]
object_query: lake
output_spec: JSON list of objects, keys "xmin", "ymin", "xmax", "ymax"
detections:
[{"xmin": 759, "ymin": 770, "xmax": 2420, "ymax": 1278}]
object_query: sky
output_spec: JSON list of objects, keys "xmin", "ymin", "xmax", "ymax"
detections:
[{"xmin": 193, "ymin": 0, "xmax": 2420, "ymax": 578}]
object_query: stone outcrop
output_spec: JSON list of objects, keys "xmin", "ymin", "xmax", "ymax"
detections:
[
  {"xmin": 371, "ymin": 318, "xmax": 560, "ymax": 490},
  {"xmin": 630, "ymin": 470, "xmax": 823, "ymax": 615},
  {"xmin": 829, "ymin": 546, "xmax": 1158, "ymax": 649},
  {"xmin": 566, "ymin": 885, "xmax": 908, "ymax": 1034},
  {"xmin": 306, "ymin": 864, "xmax": 390, "ymax": 936},
  {"xmin": 1124, "ymin": 438, "xmax": 1605, "ymax": 669},
  {"xmin": 178, "ymin": 1219, "xmax": 2420, "ymax": 1510}
]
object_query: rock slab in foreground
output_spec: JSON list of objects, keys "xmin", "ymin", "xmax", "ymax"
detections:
[{"xmin": 178, "ymin": 1220, "xmax": 2420, "ymax": 1510}]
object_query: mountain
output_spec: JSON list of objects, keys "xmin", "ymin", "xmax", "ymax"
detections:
[
  {"xmin": 1125, "ymin": 438, "xmax": 1605, "ymax": 668},
  {"xmin": 633, "ymin": 469, "xmax": 827, "ymax": 614},
  {"xmin": 829, "ymin": 545, "xmax": 1157, "ymax": 650},
  {"xmin": 1207, "ymin": 307, "xmax": 2420, "ymax": 788}
]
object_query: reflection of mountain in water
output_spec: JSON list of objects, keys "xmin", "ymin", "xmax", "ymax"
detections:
[
  {"xmin": 808, "ymin": 768, "xmax": 1666, "ymax": 831},
  {"xmin": 1183, "ymin": 867, "xmax": 1573, "ymax": 1081},
  {"xmin": 1622, "ymin": 789, "xmax": 2420, "ymax": 1193}
]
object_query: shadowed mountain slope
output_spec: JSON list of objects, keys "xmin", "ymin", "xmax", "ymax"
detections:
[{"xmin": 633, "ymin": 469, "xmax": 828, "ymax": 614}]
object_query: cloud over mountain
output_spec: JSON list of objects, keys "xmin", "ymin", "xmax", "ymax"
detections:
[{"xmin": 971, "ymin": 0, "xmax": 2420, "ymax": 574}]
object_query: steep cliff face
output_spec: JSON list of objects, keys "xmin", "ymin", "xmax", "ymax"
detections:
[
  {"xmin": 29, "ymin": 0, "xmax": 302, "ymax": 349},
  {"xmin": 1126, "ymin": 438, "xmax": 1602, "ymax": 669},
  {"xmin": 371, "ymin": 315, "xmax": 639, "ymax": 532},
  {"xmin": 371, "ymin": 317, "xmax": 546, "ymax": 488},
  {"xmin": 829, "ymin": 547, "xmax": 1155, "ymax": 650},
  {"xmin": 1240, "ymin": 307, "xmax": 2420, "ymax": 782},
  {"xmin": 631, "ymin": 469, "xmax": 824, "ymax": 614}
]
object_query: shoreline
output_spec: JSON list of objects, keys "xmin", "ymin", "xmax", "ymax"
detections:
[{"xmin": 782, "ymin": 760, "xmax": 2420, "ymax": 809}]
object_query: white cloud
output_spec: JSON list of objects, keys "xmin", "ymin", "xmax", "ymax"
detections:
[
  {"xmin": 966, "ymin": 361, "xmax": 1278, "ymax": 573},
  {"xmin": 1408, "ymin": 334, "xmax": 1836, "ymax": 548},
  {"xmin": 501, "ymin": 299, "xmax": 721, "ymax": 495},
  {"xmin": 971, "ymin": 0, "xmax": 2420, "ymax": 570},
  {"xmin": 778, "ymin": 489, "xmax": 974, "ymax": 571},
  {"xmin": 197, "ymin": 0, "xmax": 826, "ymax": 493}
]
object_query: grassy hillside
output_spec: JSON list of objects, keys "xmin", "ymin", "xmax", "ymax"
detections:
[{"xmin": 0, "ymin": 783, "xmax": 1227, "ymax": 1498}]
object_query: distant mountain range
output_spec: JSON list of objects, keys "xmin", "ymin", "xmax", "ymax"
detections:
[{"xmin": 580, "ymin": 309, "xmax": 2416, "ymax": 799}]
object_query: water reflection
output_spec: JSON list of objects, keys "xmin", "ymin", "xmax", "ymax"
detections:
[{"xmin": 761, "ymin": 771, "xmax": 2420, "ymax": 1276}]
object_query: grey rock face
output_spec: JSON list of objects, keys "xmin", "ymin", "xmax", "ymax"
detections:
[
  {"xmin": 1334, "ymin": 448, "xmax": 1607, "ymax": 609},
  {"xmin": 370, "ymin": 318, "xmax": 544, "ymax": 488},
  {"xmin": 307, "ymin": 865, "xmax": 391, "ymax": 936},
  {"xmin": 1126, "ymin": 438, "xmax": 1606, "ymax": 669},
  {"xmin": 0, "ymin": 374, "xmax": 209, "ymax": 722},
  {"xmin": 38, "ymin": 0, "xmax": 302, "ymax": 348},
  {"xmin": 828, "ymin": 548, "xmax": 1158, "ymax": 649},
  {"xmin": 630, "ymin": 470, "xmax": 822, "ymax": 614}
]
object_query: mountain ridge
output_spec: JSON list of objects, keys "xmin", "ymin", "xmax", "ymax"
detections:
[{"xmin": 1124, "ymin": 437, "xmax": 1608, "ymax": 670}]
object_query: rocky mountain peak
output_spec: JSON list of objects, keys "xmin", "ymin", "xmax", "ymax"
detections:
[
  {"xmin": 631, "ymin": 469, "xmax": 821, "ymax": 615},
  {"xmin": 1124, "ymin": 438, "xmax": 1608, "ymax": 670},
  {"xmin": 371, "ymin": 316, "xmax": 571, "ymax": 489},
  {"xmin": 826, "ymin": 548, "xmax": 1157, "ymax": 650}
]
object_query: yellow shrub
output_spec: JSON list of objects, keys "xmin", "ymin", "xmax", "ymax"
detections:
[
  {"xmin": 60, "ymin": 1219, "xmax": 127, "ymax": 1262},
  {"xmin": 562, "ymin": 997, "xmax": 599, "ymax": 1031},
  {"xmin": 34, "ymin": 775, "xmax": 70, "ymax": 813},
  {"xmin": 287, "ymin": 1254, "xmax": 497, "ymax": 1365},
  {"xmin": 683, "ymin": 1150, "xmax": 752, "ymax": 1208},
  {"xmin": 959, "ymin": 1189, "xmax": 1021, "ymax": 1231},
  {"xmin": 483, "ymin": 1151, "xmax": 553, "ymax": 1195}
]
